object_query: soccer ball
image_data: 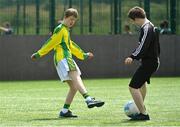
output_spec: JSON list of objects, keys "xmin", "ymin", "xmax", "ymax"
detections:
[{"xmin": 124, "ymin": 101, "xmax": 140, "ymax": 118}]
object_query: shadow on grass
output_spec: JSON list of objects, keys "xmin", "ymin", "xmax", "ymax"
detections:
[
  {"xmin": 30, "ymin": 117, "xmax": 78, "ymax": 121},
  {"xmin": 101, "ymin": 119, "xmax": 148, "ymax": 125},
  {"xmin": 120, "ymin": 119, "xmax": 147, "ymax": 123}
]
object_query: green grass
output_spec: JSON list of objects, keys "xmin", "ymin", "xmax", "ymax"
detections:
[{"xmin": 0, "ymin": 77, "xmax": 180, "ymax": 127}]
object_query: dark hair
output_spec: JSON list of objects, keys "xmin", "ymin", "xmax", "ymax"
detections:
[
  {"xmin": 128, "ymin": 6, "xmax": 146, "ymax": 20},
  {"xmin": 160, "ymin": 22, "xmax": 165, "ymax": 28},
  {"xmin": 160, "ymin": 20, "xmax": 169, "ymax": 28},
  {"xmin": 64, "ymin": 8, "xmax": 78, "ymax": 18},
  {"xmin": 163, "ymin": 20, "xmax": 169, "ymax": 28},
  {"xmin": 124, "ymin": 25, "xmax": 130, "ymax": 30}
]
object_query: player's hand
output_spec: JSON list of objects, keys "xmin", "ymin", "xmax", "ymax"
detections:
[
  {"xmin": 87, "ymin": 52, "xmax": 94, "ymax": 59},
  {"xmin": 31, "ymin": 53, "xmax": 37, "ymax": 61},
  {"xmin": 125, "ymin": 57, "xmax": 133, "ymax": 65}
]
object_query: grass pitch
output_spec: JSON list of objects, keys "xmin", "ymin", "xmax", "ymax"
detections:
[{"xmin": 0, "ymin": 77, "xmax": 180, "ymax": 127}]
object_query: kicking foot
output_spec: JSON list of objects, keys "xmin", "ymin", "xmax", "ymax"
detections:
[{"xmin": 86, "ymin": 98, "xmax": 105, "ymax": 108}]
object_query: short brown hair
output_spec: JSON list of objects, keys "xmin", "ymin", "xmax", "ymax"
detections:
[
  {"xmin": 128, "ymin": 6, "xmax": 146, "ymax": 20},
  {"xmin": 64, "ymin": 8, "xmax": 78, "ymax": 18}
]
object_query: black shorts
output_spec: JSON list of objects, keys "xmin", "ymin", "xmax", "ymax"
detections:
[{"xmin": 129, "ymin": 59, "xmax": 160, "ymax": 89}]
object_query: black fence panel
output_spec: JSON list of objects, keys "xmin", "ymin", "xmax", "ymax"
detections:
[{"xmin": 0, "ymin": 0, "xmax": 179, "ymax": 35}]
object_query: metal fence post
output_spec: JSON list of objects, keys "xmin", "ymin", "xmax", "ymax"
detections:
[
  {"xmin": 36, "ymin": 0, "xmax": 40, "ymax": 35},
  {"xmin": 114, "ymin": 0, "xmax": 118, "ymax": 34},
  {"xmin": 49, "ymin": 0, "xmax": 55, "ymax": 33},
  {"xmin": 144, "ymin": 0, "xmax": 150, "ymax": 19},
  {"xmin": 23, "ymin": 0, "xmax": 26, "ymax": 34},
  {"xmin": 16, "ymin": 0, "xmax": 20, "ymax": 35},
  {"xmin": 80, "ymin": 0, "xmax": 83, "ymax": 34},
  {"xmin": 166, "ymin": 0, "xmax": 169, "ymax": 20},
  {"xmin": 89, "ymin": 0, "xmax": 92, "ymax": 33},
  {"xmin": 170, "ymin": 0, "xmax": 176, "ymax": 34},
  {"xmin": 118, "ymin": 0, "xmax": 122, "ymax": 34},
  {"xmin": 110, "ymin": 1, "xmax": 113, "ymax": 34},
  {"xmin": 178, "ymin": 0, "xmax": 180, "ymax": 33}
]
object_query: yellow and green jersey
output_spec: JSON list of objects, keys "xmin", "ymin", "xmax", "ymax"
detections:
[{"xmin": 34, "ymin": 24, "xmax": 89, "ymax": 70}]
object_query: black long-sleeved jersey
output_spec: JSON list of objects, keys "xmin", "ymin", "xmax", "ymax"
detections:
[{"xmin": 130, "ymin": 19, "xmax": 160, "ymax": 61}]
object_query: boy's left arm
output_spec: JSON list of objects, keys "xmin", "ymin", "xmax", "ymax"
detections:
[{"xmin": 70, "ymin": 40, "xmax": 93, "ymax": 60}]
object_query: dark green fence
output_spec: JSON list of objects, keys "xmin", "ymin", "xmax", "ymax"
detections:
[{"xmin": 0, "ymin": 0, "xmax": 179, "ymax": 35}]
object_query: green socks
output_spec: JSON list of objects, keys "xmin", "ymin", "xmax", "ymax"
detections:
[
  {"xmin": 63, "ymin": 104, "xmax": 70, "ymax": 109},
  {"xmin": 62, "ymin": 104, "xmax": 70, "ymax": 113},
  {"xmin": 83, "ymin": 93, "xmax": 90, "ymax": 99}
]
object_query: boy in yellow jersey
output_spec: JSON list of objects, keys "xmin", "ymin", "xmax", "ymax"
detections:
[{"xmin": 31, "ymin": 8, "xmax": 104, "ymax": 118}]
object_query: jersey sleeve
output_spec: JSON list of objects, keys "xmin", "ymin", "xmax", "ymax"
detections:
[
  {"xmin": 130, "ymin": 26, "xmax": 153, "ymax": 60},
  {"xmin": 35, "ymin": 27, "xmax": 63, "ymax": 58},
  {"xmin": 70, "ymin": 40, "xmax": 89, "ymax": 60}
]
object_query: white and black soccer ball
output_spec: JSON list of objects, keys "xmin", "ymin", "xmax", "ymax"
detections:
[{"xmin": 124, "ymin": 101, "xmax": 140, "ymax": 118}]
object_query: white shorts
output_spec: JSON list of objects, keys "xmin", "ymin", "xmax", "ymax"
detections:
[{"xmin": 56, "ymin": 58, "xmax": 81, "ymax": 82}]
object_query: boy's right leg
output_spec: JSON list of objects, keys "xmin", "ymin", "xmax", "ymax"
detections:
[
  {"xmin": 68, "ymin": 71, "xmax": 104, "ymax": 108},
  {"xmin": 129, "ymin": 65, "xmax": 149, "ymax": 115},
  {"xmin": 69, "ymin": 71, "xmax": 88, "ymax": 95}
]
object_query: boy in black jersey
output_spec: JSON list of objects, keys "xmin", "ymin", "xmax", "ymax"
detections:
[{"xmin": 125, "ymin": 6, "xmax": 160, "ymax": 120}]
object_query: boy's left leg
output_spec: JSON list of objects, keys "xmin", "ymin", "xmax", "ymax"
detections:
[
  {"xmin": 59, "ymin": 81, "xmax": 78, "ymax": 117},
  {"xmin": 140, "ymin": 83, "xmax": 147, "ymax": 112},
  {"xmin": 65, "ymin": 81, "xmax": 77, "ymax": 105},
  {"xmin": 140, "ymin": 83, "xmax": 147, "ymax": 101},
  {"xmin": 129, "ymin": 86, "xmax": 150, "ymax": 120}
]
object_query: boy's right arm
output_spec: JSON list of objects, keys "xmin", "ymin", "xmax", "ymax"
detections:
[{"xmin": 31, "ymin": 28, "xmax": 63, "ymax": 60}]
